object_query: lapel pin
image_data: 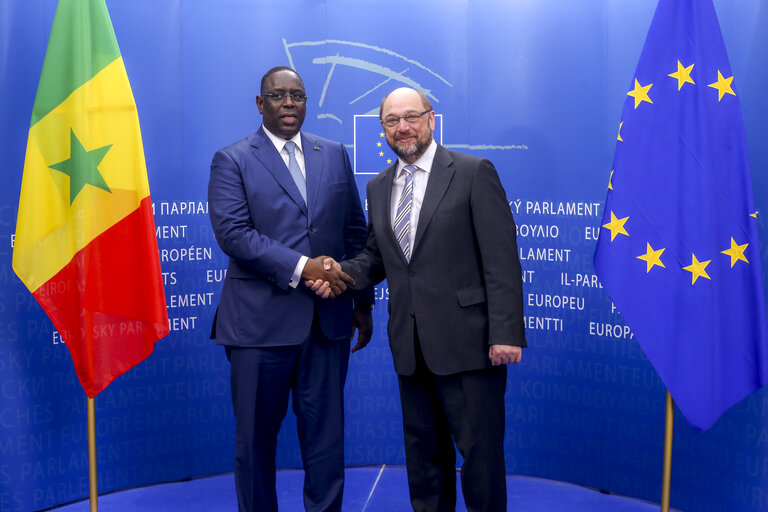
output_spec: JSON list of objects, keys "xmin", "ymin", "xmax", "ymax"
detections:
[{"xmin": 314, "ymin": 146, "xmax": 320, "ymax": 151}]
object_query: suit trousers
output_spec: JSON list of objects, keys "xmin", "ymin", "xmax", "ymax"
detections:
[
  {"xmin": 227, "ymin": 313, "xmax": 350, "ymax": 512},
  {"xmin": 397, "ymin": 332, "xmax": 507, "ymax": 512}
]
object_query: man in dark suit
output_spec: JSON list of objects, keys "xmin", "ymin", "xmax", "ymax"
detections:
[
  {"xmin": 310, "ymin": 87, "xmax": 526, "ymax": 512},
  {"xmin": 208, "ymin": 67, "xmax": 372, "ymax": 512}
]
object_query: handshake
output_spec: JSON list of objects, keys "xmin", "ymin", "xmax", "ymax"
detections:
[{"xmin": 301, "ymin": 256, "xmax": 351, "ymax": 299}]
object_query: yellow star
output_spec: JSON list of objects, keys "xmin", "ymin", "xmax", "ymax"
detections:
[
  {"xmin": 378, "ymin": 151, "xmax": 384, "ymax": 157},
  {"xmin": 750, "ymin": 211, "xmax": 758, "ymax": 219},
  {"xmin": 636, "ymin": 243, "xmax": 666, "ymax": 273},
  {"xmin": 627, "ymin": 79, "xmax": 653, "ymax": 109},
  {"xmin": 377, "ymin": 142, "xmax": 382, "ymax": 147},
  {"xmin": 608, "ymin": 170, "xmax": 614, "ymax": 190},
  {"xmin": 668, "ymin": 60, "xmax": 695, "ymax": 91},
  {"xmin": 379, "ymin": 132, "xmax": 385, "ymax": 137},
  {"xmin": 682, "ymin": 254, "xmax": 711, "ymax": 285},
  {"xmin": 617, "ymin": 122, "xmax": 623, "ymax": 142},
  {"xmin": 386, "ymin": 159, "xmax": 392, "ymax": 164},
  {"xmin": 708, "ymin": 70, "xmax": 735, "ymax": 101},
  {"xmin": 602, "ymin": 211, "xmax": 629, "ymax": 241},
  {"xmin": 721, "ymin": 237, "xmax": 749, "ymax": 267}
]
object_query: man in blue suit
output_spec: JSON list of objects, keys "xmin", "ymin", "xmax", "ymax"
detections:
[{"xmin": 208, "ymin": 67, "xmax": 373, "ymax": 512}]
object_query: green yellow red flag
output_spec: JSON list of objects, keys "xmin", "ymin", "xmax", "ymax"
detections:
[{"xmin": 12, "ymin": 0, "xmax": 169, "ymax": 397}]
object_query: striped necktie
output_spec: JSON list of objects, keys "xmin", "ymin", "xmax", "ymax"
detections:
[
  {"xmin": 284, "ymin": 141, "xmax": 306, "ymax": 203},
  {"xmin": 394, "ymin": 165, "xmax": 415, "ymax": 261}
]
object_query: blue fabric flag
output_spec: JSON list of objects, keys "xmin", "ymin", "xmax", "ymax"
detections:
[{"xmin": 594, "ymin": 0, "xmax": 768, "ymax": 432}]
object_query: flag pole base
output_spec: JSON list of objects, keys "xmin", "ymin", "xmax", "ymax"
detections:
[
  {"xmin": 88, "ymin": 396, "xmax": 98, "ymax": 512},
  {"xmin": 661, "ymin": 390, "xmax": 674, "ymax": 512}
]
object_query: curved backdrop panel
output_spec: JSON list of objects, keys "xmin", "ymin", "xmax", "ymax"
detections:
[{"xmin": 1, "ymin": 1, "xmax": 767, "ymax": 511}]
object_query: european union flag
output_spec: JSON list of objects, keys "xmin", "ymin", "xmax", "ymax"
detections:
[
  {"xmin": 353, "ymin": 114, "xmax": 442, "ymax": 175},
  {"xmin": 594, "ymin": 0, "xmax": 768, "ymax": 432}
]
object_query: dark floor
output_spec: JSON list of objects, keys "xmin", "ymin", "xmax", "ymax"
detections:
[{"xmin": 52, "ymin": 466, "xmax": 677, "ymax": 511}]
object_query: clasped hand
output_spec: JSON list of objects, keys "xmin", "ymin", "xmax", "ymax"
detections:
[
  {"xmin": 304, "ymin": 257, "xmax": 372, "ymax": 351},
  {"xmin": 302, "ymin": 256, "xmax": 352, "ymax": 299},
  {"xmin": 304, "ymin": 257, "xmax": 346, "ymax": 299}
]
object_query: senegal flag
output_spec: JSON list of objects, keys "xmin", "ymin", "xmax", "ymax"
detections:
[{"xmin": 12, "ymin": 0, "xmax": 169, "ymax": 397}]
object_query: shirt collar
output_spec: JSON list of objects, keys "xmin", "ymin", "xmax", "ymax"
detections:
[
  {"xmin": 397, "ymin": 139, "xmax": 437, "ymax": 177},
  {"xmin": 262, "ymin": 124, "xmax": 303, "ymax": 154}
]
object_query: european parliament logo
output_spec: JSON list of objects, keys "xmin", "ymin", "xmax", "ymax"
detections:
[{"xmin": 353, "ymin": 114, "xmax": 443, "ymax": 175}]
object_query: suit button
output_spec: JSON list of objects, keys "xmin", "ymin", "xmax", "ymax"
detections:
[
  {"xmin": 409, "ymin": 270, "xmax": 415, "ymax": 276},
  {"xmin": 410, "ymin": 311, "xmax": 415, "ymax": 318},
  {"xmin": 309, "ymin": 225, "xmax": 316, "ymax": 233}
]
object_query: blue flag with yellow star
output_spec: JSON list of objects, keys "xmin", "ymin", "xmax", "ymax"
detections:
[
  {"xmin": 594, "ymin": 0, "xmax": 768, "ymax": 432},
  {"xmin": 354, "ymin": 115, "xmax": 396, "ymax": 174}
]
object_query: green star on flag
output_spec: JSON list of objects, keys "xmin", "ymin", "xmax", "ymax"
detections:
[{"xmin": 49, "ymin": 129, "xmax": 112, "ymax": 204}]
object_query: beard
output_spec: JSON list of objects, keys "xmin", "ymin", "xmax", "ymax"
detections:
[{"xmin": 390, "ymin": 132, "xmax": 433, "ymax": 162}]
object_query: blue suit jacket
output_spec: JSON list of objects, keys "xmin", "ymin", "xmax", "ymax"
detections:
[{"xmin": 208, "ymin": 127, "xmax": 370, "ymax": 347}]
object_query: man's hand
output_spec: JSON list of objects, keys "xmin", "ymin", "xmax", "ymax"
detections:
[
  {"xmin": 351, "ymin": 305, "xmax": 373, "ymax": 352},
  {"xmin": 489, "ymin": 345, "xmax": 522, "ymax": 366},
  {"xmin": 301, "ymin": 256, "xmax": 354, "ymax": 298},
  {"xmin": 305, "ymin": 257, "xmax": 347, "ymax": 298}
]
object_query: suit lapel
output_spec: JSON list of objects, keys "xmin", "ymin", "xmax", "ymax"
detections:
[
  {"xmin": 413, "ymin": 145, "xmax": 454, "ymax": 251},
  {"xmin": 249, "ymin": 127, "xmax": 308, "ymax": 216},
  {"xmin": 301, "ymin": 133, "xmax": 324, "ymax": 219}
]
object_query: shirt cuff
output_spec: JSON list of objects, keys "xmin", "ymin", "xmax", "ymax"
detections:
[{"xmin": 289, "ymin": 255, "xmax": 309, "ymax": 288}]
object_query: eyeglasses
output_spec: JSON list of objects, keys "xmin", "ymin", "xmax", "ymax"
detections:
[
  {"xmin": 381, "ymin": 109, "xmax": 432, "ymax": 128},
  {"xmin": 261, "ymin": 92, "xmax": 308, "ymax": 103}
]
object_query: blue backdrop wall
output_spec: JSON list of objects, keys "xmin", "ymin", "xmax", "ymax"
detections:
[{"xmin": 1, "ymin": 1, "xmax": 767, "ymax": 511}]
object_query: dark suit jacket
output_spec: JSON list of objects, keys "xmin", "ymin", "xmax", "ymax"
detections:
[
  {"xmin": 343, "ymin": 144, "xmax": 526, "ymax": 376},
  {"xmin": 208, "ymin": 127, "xmax": 370, "ymax": 347}
]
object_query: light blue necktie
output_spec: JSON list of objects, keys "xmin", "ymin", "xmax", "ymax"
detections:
[
  {"xmin": 284, "ymin": 141, "xmax": 306, "ymax": 203},
  {"xmin": 394, "ymin": 165, "xmax": 415, "ymax": 261}
]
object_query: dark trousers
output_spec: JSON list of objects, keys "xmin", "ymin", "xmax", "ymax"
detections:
[
  {"xmin": 398, "ymin": 335, "xmax": 507, "ymax": 512},
  {"xmin": 227, "ymin": 317, "xmax": 350, "ymax": 512}
]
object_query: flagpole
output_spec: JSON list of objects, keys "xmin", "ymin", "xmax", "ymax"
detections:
[
  {"xmin": 660, "ymin": 391, "xmax": 674, "ymax": 512},
  {"xmin": 88, "ymin": 396, "xmax": 98, "ymax": 512}
]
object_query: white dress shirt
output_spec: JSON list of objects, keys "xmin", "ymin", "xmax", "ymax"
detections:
[
  {"xmin": 262, "ymin": 125, "xmax": 306, "ymax": 179},
  {"xmin": 390, "ymin": 139, "xmax": 437, "ymax": 246},
  {"xmin": 262, "ymin": 125, "xmax": 307, "ymax": 287}
]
